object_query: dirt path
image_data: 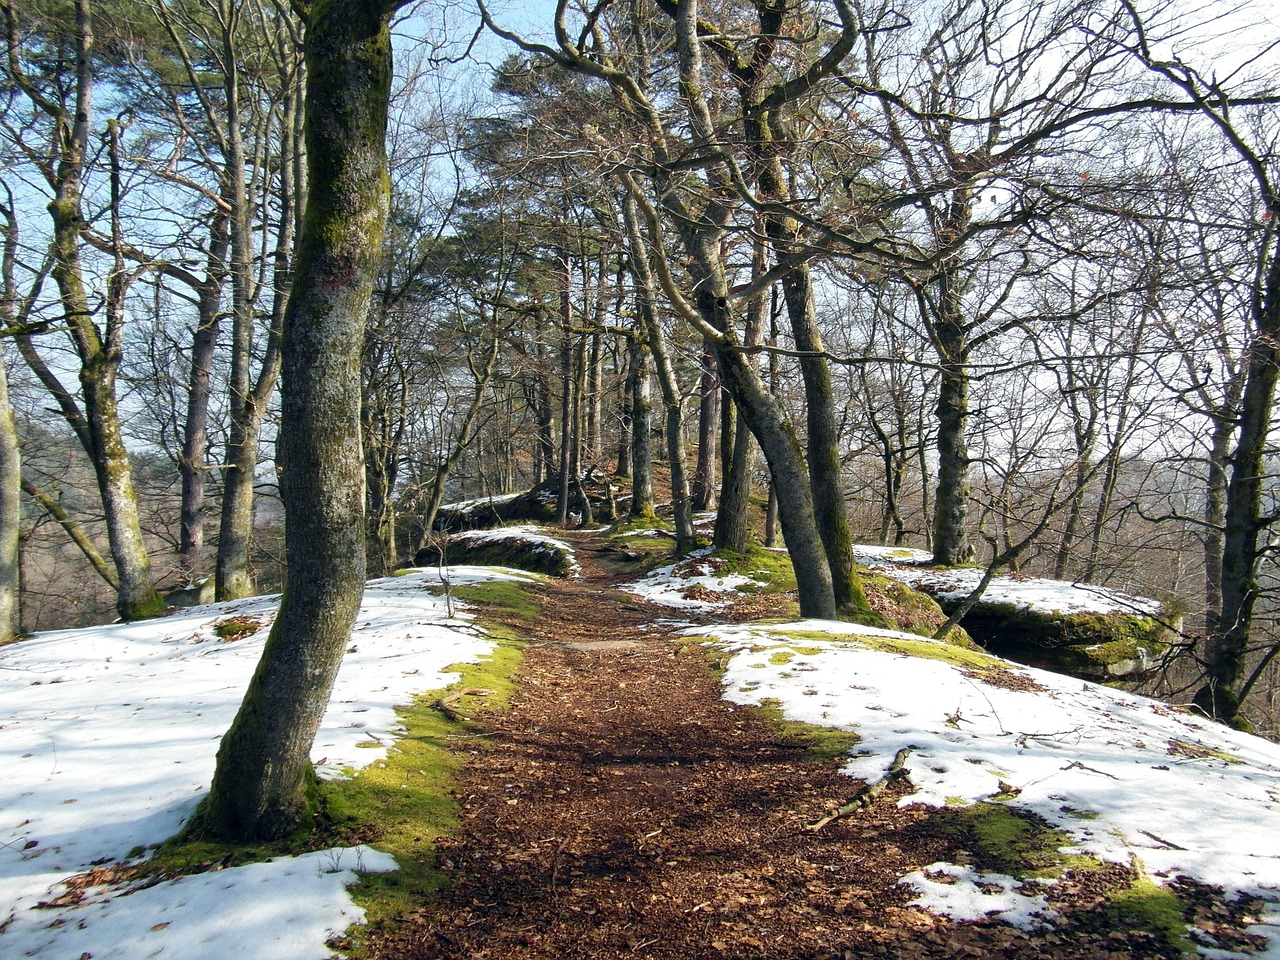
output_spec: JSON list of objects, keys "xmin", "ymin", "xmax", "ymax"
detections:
[{"xmin": 365, "ymin": 532, "xmax": 1177, "ymax": 960}]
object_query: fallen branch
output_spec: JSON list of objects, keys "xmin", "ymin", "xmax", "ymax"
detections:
[
  {"xmin": 433, "ymin": 687, "xmax": 496, "ymax": 722},
  {"xmin": 807, "ymin": 747, "xmax": 913, "ymax": 832},
  {"xmin": 1139, "ymin": 829, "xmax": 1187, "ymax": 850}
]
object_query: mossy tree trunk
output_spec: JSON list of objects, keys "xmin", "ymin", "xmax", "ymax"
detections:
[
  {"xmin": 718, "ymin": 3, "xmax": 863, "ymax": 610},
  {"xmin": 714, "ymin": 238, "xmax": 765, "ymax": 553},
  {"xmin": 621, "ymin": 190, "xmax": 694, "ymax": 547},
  {"xmin": 692, "ymin": 343, "xmax": 719, "ymax": 512},
  {"xmin": 627, "ymin": 334, "xmax": 656, "ymax": 518},
  {"xmin": 0, "ymin": 205, "xmax": 22, "ymax": 642},
  {"xmin": 193, "ymin": 0, "xmax": 401, "ymax": 841}
]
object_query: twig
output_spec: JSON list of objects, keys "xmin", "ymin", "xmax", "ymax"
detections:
[
  {"xmin": 1139, "ymin": 829, "xmax": 1187, "ymax": 850},
  {"xmin": 807, "ymin": 747, "xmax": 913, "ymax": 832},
  {"xmin": 1062, "ymin": 760, "xmax": 1120, "ymax": 780},
  {"xmin": 432, "ymin": 687, "xmax": 496, "ymax": 722}
]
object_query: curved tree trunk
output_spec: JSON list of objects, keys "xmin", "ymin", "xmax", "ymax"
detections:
[
  {"xmin": 743, "ymin": 82, "xmax": 866, "ymax": 609},
  {"xmin": 775, "ymin": 264, "xmax": 865, "ymax": 609},
  {"xmin": 194, "ymin": 0, "xmax": 399, "ymax": 841}
]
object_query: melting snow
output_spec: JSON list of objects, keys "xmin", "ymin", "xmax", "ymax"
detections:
[
  {"xmin": 0, "ymin": 567, "xmax": 526, "ymax": 960},
  {"xmin": 696, "ymin": 617, "xmax": 1280, "ymax": 946}
]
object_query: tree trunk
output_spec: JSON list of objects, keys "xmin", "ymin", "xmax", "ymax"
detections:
[
  {"xmin": 194, "ymin": 0, "xmax": 398, "ymax": 841},
  {"xmin": 1198, "ymin": 291, "xmax": 1280, "ymax": 725},
  {"xmin": 178, "ymin": 210, "xmax": 228, "ymax": 580},
  {"xmin": 616, "ymin": 343, "xmax": 634, "ymax": 478},
  {"xmin": 1203, "ymin": 406, "xmax": 1235, "ymax": 637},
  {"xmin": 628, "ymin": 335, "xmax": 655, "ymax": 518},
  {"xmin": 744, "ymin": 89, "xmax": 864, "ymax": 609},
  {"xmin": 776, "ymin": 264, "xmax": 865, "ymax": 609},
  {"xmin": 692, "ymin": 343, "xmax": 719, "ymax": 511},
  {"xmin": 715, "ymin": 242, "xmax": 764, "ymax": 553},
  {"xmin": 932, "ymin": 347, "xmax": 975, "ymax": 566},
  {"xmin": 0, "ymin": 343, "xmax": 20, "ymax": 642},
  {"xmin": 714, "ymin": 397, "xmax": 756, "ymax": 552}
]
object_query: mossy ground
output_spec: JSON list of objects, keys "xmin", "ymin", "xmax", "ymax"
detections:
[
  {"xmin": 934, "ymin": 802, "xmax": 1100, "ymax": 881},
  {"xmin": 750, "ymin": 696, "xmax": 863, "ymax": 764},
  {"xmin": 1105, "ymin": 863, "xmax": 1195, "ymax": 955},
  {"xmin": 324, "ymin": 633, "xmax": 525, "ymax": 952},
  {"xmin": 449, "ymin": 579, "xmax": 544, "ymax": 622},
  {"xmin": 595, "ymin": 515, "xmax": 680, "ymax": 571},
  {"xmin": 933, "ymin": 805, "xmax": 1194, "ymax": 952},
  {"xmin": 765, "ymin": 628, "xmax": 1014, "ymax": 685},
  {"xmin": 710, "ymin": 545, "xmax": 798, "ymax": 594},
  {"xmin": 146, "ymin": 581, "xmax": 537, "ymax": 955},
  {"xmin": 858, "ymin": 571, "xmax": 975, "ymax": 645}
]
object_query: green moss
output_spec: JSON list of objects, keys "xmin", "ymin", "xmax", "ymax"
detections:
[
  {"xmin": 712, "ymin": 545, "xmax": 797, "ymax": 594},
  {"xmin": 1105, "ymin": 861, "xmax": 1194, "ymax": 954},
  {"xmin": 595, "ymin": 518, "xmax": 678, "ymax": 572},
  {"xmin": 751, "ymin": 697, "xmax": 861, "ymax": 763},
  {"xmin": 858, "ymin": 571, "xmax": 975, "ymax": 646},
  {"xmin": 213, "ymin": 615, "xmax": 264, "ymax": 641},
  {"xmin": 937, "ymin": 802, "xmax": 1101, "ymax": 881},
  {"xmin": 1166, "ymin": 738, "xmax": 1244, "ymax": 764},
  {"xmin": 449, "ymin": 580, "xmax": 542, "ymax": 622},
  {"xmin": 1060, "ymin": 806, "xmax": 1101, "ymax": 820},
  {"xmin": 324, "ymin": 636, "xmax": 525, "ymax": 945},
  {"xmin": 769, "ymin": 628, "xmax": 1022, "ymax": 684},
  {"xmin": 945, "ymin": 599, "xmax": 1171, "ymax": 681},
  {"xmin": 152, "ymin": 629, "xmax": 525, "ymax": 945}
]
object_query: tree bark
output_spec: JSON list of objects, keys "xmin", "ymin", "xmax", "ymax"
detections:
[
  {"xmin": 194, "ymin": 0, "xmax": 398, "ymax": 841},
  {"xmin": 0, "ymin": 341, "xmax": 20, "ymax": 642},
  {"xmin": 1198, "ymin": 296, "xmax": 1280, "ymax": 724},
  {"xmin": 628, "ymin": 335, "xmax": 655, "ymax": 518},
  {"xmin": 178, "ymin": 210, "xmax": 228, "ymax": 580},
  {"xmin": 692, "ymin": 343, "xmax": 719, "ymax": 511},
  {"xmin": 931, "ymin": 335, "xmax": 975, "ymax": 566}
]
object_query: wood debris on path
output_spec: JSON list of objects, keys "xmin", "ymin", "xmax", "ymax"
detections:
[{"xmin": 365, "ymin": 531, "xmax": 1187, "ymax": 959}]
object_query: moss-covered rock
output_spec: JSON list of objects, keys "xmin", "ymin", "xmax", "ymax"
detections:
[
  {"xmin": 859, "ymin": 571, "xmax": 975, "ymax": 646},
  {"xmin": 435, "ymin": 474, "xmax": 621, "ymax": 531},
  {"xmin": 413, "ymin": 529, "xmax": 575, "ymax": 577},
  {"xmin": 946, "ymin": 601, "xmax": 1173, "ymax": 682}
]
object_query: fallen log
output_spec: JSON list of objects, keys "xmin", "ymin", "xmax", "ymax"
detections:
[{"xmin": 807, "ymin": 747, "xmax": 913, "ymax": 832}]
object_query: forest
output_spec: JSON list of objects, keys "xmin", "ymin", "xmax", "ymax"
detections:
[{"xmin": 2, "ymin": 0, "xmax": 1279, "ymax": 740}]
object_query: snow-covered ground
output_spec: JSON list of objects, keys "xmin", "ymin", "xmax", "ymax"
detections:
[
  {"xmin": 7, "ymin": 525, "xmax": 1280, "ymax": 958},
  {"xmin": 623, "ymin": 547, "xmax": 764, "ymax": 611},
  {"xmin": 853, "ymin": 544, "xmax": 1166, "ymax": 617},
  {"xmin": 0, "ymin": 566, "xmax": 534, "ymax": 960},
  {"xmin": 697, "ymin": 618, "xmax": 1280, "ymax": 954}
]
